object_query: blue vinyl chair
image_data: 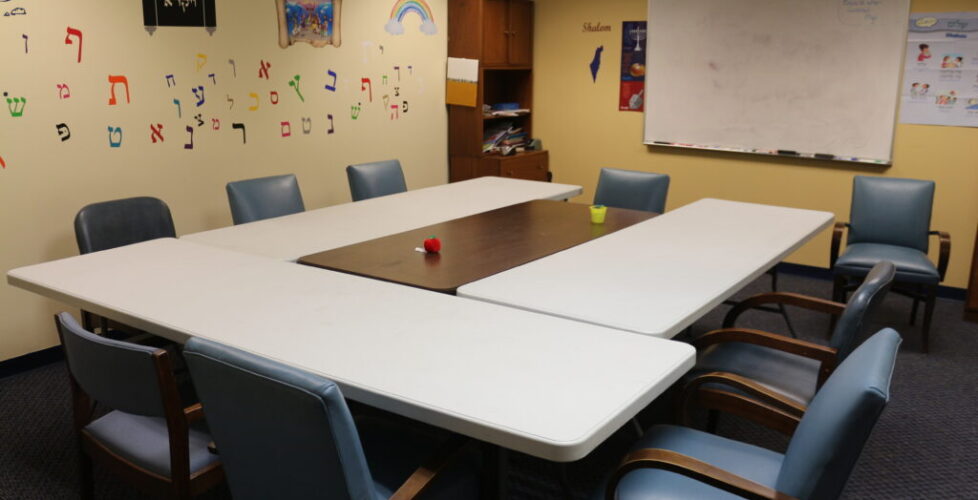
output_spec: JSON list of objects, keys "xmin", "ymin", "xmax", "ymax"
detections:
[
  {"xmin": 346, "ymin": 160, "xmax": 407, "ymax": 201},
  {"xmin": 593, "ymin": 167, "xmax": 669, "ymax": 213},
  {"xmin": 601, "ymin": 327, "xmax": 901, "ymax": 500},
  {"xmin": 182, "ymin": 336, "xmax": 478, "ymax": 500},
  {"xmin": 74, "ymin": 196, "xmax": 176, "ymax": 255},
  {"xmin": 831, "ymin": 175, "xmax": 950, "ymax": 353},
  {"xmin": 54, "ymin": 312, "xmax": 224, "ymax": 499},
  {"xmin": 226, "ymin": 174, "xmax": 305, "ymax": 225},
  {"xmin": 74, "ymin": 197, "xmax": 177, "ymax": 335},
  {"xmin": 681, "ymin": 261, "xmax": 895, "ymax": 435}
]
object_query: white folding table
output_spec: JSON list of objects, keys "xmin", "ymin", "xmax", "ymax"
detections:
[
  {"xmin": 183, "ymin": 176, "xmax": 583, "ymax": 261},
  {"xmin": 7, "ymin": 238, "xmax": 693, "ymax": 462},
  {"xmin": 458, "ymin": 198, "xmax": 834, "ymax": 338}
]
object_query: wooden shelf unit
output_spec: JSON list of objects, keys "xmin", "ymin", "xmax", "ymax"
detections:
[{"xmin": 448, "ymin": 0, "xmax": 547, "ymax": 183}]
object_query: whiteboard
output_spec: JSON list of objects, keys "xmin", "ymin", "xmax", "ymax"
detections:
[{"xmin": 644, "ymin": 0, "xmax": 911, "ymax": 164}]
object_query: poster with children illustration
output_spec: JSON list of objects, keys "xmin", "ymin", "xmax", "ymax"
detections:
[
  {"xmin": 275, "ymin": 0, "xmax": 342, "ymax": 48},
  {"xmin": 900, "ymin": 12, "xmax": 978, "ymax": 127}
]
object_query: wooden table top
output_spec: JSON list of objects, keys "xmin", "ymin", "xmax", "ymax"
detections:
[{"xmin": 298, "ymin": 200, "xmax": 655, "ymax": 294}]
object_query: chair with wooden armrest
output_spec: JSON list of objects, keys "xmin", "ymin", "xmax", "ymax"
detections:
[
  {"xmin": 680, "ymin": 261, "xmax": 895, "ymax": 434},
  {"xmin": 54, "ymin": 312, "xmax": 224, "ymax": 500},
  {"xmin": 601, "ymin": 328, "xmax": 900, "ymax": 500},
  {"xmin": 183, "ymin": 336, "xmax": 479, "ymax": 500},
  {"xmin": 74, "ymin": 196, "xmax": 177, "ymax": 339},
  {"xmin": 347, "ymin": 159, "xmax": 408, "ymax": 201},
  {"xmin": 226, "ymin": 173, "xmax": 305, "ymax": 225},
  {"xmin": 831, "ymin": 175, "xmax": 950, "ymax": 352}
]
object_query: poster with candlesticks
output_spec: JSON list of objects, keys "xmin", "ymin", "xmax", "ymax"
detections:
[
  {"xmin": 619, "ymin": 21, "xmax": 647, "ymax": 112},
  {"xmin": 900, "ymin": 12, "xmax": 978, "ymax": 127}
]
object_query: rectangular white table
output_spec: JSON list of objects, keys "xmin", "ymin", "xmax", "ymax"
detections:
[
  {"xmin": 183, "ymin": 176, "xmax": 583, "ymax": 261},
  {"xmin": 459, "ymin": 199, "xmax": 834, "ymax": 338},
  {"xmin": 7, "ymin": 238, "xmax": 693, "ymax": 462}
]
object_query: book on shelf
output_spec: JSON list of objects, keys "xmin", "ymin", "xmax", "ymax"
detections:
[{"xmin": 482, "ymin": 123, "xmax": 529, "ymax": 154}]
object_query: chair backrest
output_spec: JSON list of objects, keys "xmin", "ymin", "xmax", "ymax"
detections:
[
  {"xmin": 183, "ymin": 337, "xmax": 376, "ymax": 500},
  {"xmin": 226, "ymin": 174, "xmax": 305, "ymax": 225},
  {"xmin": 54, "ymin": 312, "xmax": 166, "ymax": 417},
  {"xmin": 848, "ymin": 176, "xmax": 934, "ymax": 252},
  {"xmin": 346, "ymin": 159, "xmax": 407, "ymax": 201},
  {"xmin": 74, "ymin": 197, "xmax": 176, "ymax": 254},
  {"xmin": 776, "ymin": 328, "xmax": 900, "ymax": 500},
  {"xmin": 829, "ymin": 261, "xmax": 895, "ymax": 360},
  {"xmin": 593, "ymin": 168, "xmax": 670, "ymax": 213}
]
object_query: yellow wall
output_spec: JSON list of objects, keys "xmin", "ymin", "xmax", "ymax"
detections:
[
  {"xmin": 0, "ymin": 0, "xmax": 447, "ymax": 361},
  {"xmin": 534, "ymin": 0, "xmax": 978, "ymax": 288}
]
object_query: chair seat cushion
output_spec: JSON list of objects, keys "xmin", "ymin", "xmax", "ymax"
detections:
[
  {"xmin": 834, "ymin": 243, "xmax": 939, "ymax": 284},
  {"xmin": 357, "ymin": 416, "xmax": 480, "ymax": 500},
  {"xmin": 594, "ymin": 425, "xmax": 784, "ymax": 500},
  {"xmin": 687, "ymin": 341, "xmax": 821, "ymax": 406},
  {"xmin": 84, "ymin": 411, "xmax": 218, "ymax": 478}
]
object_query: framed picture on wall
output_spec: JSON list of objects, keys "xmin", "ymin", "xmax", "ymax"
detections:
[
  {"xmin": 142, "ymin": 0, "xmax": 217, "ymax": 35},
  {"xmin": 275, "ymin": 0, "xmax": 342, "ymax": 48}
]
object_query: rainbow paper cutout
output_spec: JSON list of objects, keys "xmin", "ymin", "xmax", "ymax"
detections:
[{"xmin": 385, "ymin": 0, "xmax": 437, "ymax": 35}]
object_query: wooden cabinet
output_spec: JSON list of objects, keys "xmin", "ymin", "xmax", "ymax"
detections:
[
  {"xmin": 448, "ymin": 0, "xmax": 547, "ymax": 183},
  {"xmin": 482, "ymin": 0, "xmax": 533, "ymax": 67}
]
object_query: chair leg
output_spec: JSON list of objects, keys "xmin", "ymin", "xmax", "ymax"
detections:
[
  {"xmin": 769, "ymin": 268, "xmax": 798, "ymax": 338},
  {"xmin": 829, "ymin": 275, "xmax": 847, "ymax": 338},
  {"xmin": 922, "ymin": 286, "xmax": 937, "ymax": 354},
  {"xmin": 910, "ymin": 292, "xmax": 920, "ymax": 326},
  {"xmin": 79, "ymin": 450, "xmax": 94, "ymax": 500}
]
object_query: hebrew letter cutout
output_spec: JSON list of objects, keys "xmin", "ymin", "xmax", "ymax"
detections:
[
  {"xmin": 269, "ymin": 91, "xmax": 279, "ymax": 105},
  {"xmin": 184, "ymin": 126, "xmax": 194, "ymax": 149},
  {"xmin": 107, "ymin": 126, "xmax": 123, "ymax": 147},
  {"xmin": 196, "ymin": 53, "xmax": 207, "ymax": 71},
  {"xmin": 228, "ymin": 59, "xmax": 236, "ymax": 77},
  {"xmin": 248, "ymin": 92, "xmax": 259, "ymax": 111},
  {"xmin": 360, "ymin": 78, "xmax": 372, "ymax": 102},
  {"xmin": 194, "ymin": 114, "xmax": 204, "ymax": 127},
  {"xmin": 402, "ymin": 100, "xmax": 409, "ymax": 113},
  {"xmin": 383, "ymin": 95, "xmax": 390, "ymax": 108},
  {"xmin": 325, "ymin": 69, "xmax": 337, "ymax": 92},
  {"xmin": 22, "ymin": 34, "xmax": 28, "ymax": 53},
  {"xmin": 351, "ymin": 104, "xmax": 361, "ymax": 120},
  {"xmin": 227, "ymin": 94, "xmax": 234, "ymax": 109},
  {"xmin": 173, "ymin": 99, "xmax": 181, "ymax": 118},
  {"xmin": 57, "ymin": 84, "xmax": 71, "ymax": 99},
  {"xmin": 65, "ymin": 27, "xmax": 82, "ymax": 63},
  {"xmin": 301, "ymin": 117, "xmax": 312, "ymax": 134},
  {"xmin": 150, "ymin": 123, "xmax": 164, "ymax": 143},
  {"xmin": 211, "ymin": 119, "xmax": 221, "ymax": 130},
  {"xmin": 192, "ymin": 85, "xmax": 205, "ymax": 106},
  {"xmin": 394, "ymin": 66, "xmax": 400, "ymax": 81},
  {"xmin": 389, "ymin": 104, "xmax": 399, "ymax": 120},
  {"xmin": 56, "ymin": 123, "xmax": 70, "ymax": 141},
  {"xmin": 382, "ymin": 75, "xmax": 388, "ymax": 85},
  {"xmin": 232, "ymin": 123, "xmax": 246, "ymax": 144},
  {"xmin": 107, "ymin": 75, "xmax": 130, "ymax": 105},
  {"xmin": 280, "ymin": 121, "xmax": 291, "ymax": 137},
  {"xmin": 289, "ymin": 75, "xmax": 304, "ymax": 102},
  {"xmin": 5, "ymin": 93, "xmax": 26, "ymax": 117},
  {"xmin": 208, "ymin": 73, "xmax": 216, "ymax": 85},
  {"xmin": 327, "ymin": 114, "xmax": 335, "ymax": 134},
  {"xmin": 165, "ymin": 74, "xmax": 176, "ymax": 87},
  {"xmin": 258, "ymin": 60, "xmax": 271, "ymax": 79}
]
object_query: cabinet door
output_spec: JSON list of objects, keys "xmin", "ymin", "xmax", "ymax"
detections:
[
  {"xmin": 482, "ymin": 0, "xmax": 509, "ymax": 66},
  {"xmin": 498, "ymin": 152, "xmax": 549, "ymax": 181},
  {"xmin": 508, "ymin": 0, "xmax": 533, "ymax": 66}
]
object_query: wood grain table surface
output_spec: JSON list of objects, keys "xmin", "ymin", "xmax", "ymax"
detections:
[{"xmin": 298, "ymin": 200, "xmax": 655, "ymax": 293}]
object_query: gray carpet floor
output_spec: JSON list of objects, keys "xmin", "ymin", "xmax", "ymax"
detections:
[{"xmin": 1, "ymin": 271, "xmax": 976, "ymax": 499}]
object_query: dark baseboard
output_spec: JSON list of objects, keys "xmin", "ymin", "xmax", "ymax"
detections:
[
  {"xmin": 0, "ymin": 346, "xmax": 63, "ymax": 380},
  {"xmin": 776, "ymin": 262, "xmax": 968, "ymax": 301}
]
